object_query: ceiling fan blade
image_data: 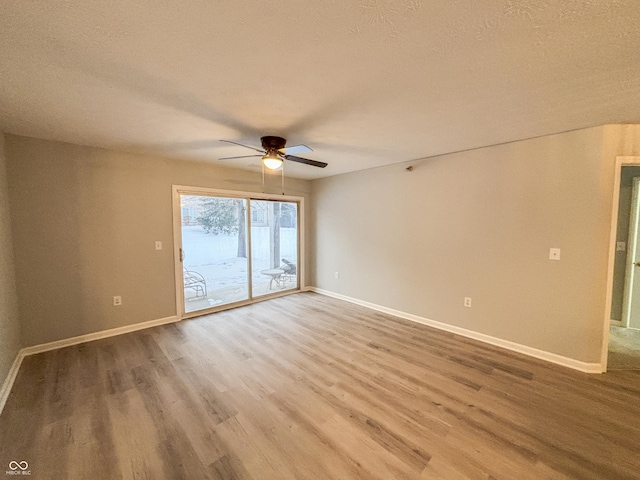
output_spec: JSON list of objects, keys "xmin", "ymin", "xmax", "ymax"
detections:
[
  {"xmin": 278, "ymin": 144, "xmax": 312, "ymax": 155},
  {"xmin": 284, "ymin": 155, "xmax": 328, "ymax": 168},
  {"xmin": 220, "ymin": 139, "xmax": 265, "ymax": 153},
  {"xmin": 219, "ymin": 154, "xmax": 262, "ymax": 160}
]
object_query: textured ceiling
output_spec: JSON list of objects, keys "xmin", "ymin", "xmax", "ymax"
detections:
[{"xmin": 1, "ymin": 1, "xmax": 640, "ymax": 179}]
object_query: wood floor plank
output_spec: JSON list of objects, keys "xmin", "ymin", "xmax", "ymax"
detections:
[{"xmin": 2, "ymin": 292, "xmax": 640, "ymax": 479}]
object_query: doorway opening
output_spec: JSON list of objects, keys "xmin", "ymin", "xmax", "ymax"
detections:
[
  {"xmin": 173, "ymin": 186, "xmax": 303, "ymax": 318},
  {"xmin": 606, "ymin": 160, "xmax": 640, "ymax": 370}
]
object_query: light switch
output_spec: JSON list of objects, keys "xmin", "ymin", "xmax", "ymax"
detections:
[
  {"xmin": 549, "ymin": 248, "xmax": 561, "ymax": 261},
  {"xmin": 617, "ymin": 242, "xmax": 627, "ymax": 252},
  {"xmin": 155, "ymin": 241, "xmax": 163, "ymax": 251}
]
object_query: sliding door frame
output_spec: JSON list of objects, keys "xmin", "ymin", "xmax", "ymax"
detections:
[{"xmin": 172, "ymin": 185, "xmax": 305, "ymax": 320}]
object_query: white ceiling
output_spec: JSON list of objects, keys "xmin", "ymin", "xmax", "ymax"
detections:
[{"xmin": 1, "ymin": 1, "xmax": 640, "ymax": 180}]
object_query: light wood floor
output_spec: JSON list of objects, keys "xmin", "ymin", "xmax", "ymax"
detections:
[{"xmin": 2, "ymin": 292, "xmax": 640, "ymax": 479}]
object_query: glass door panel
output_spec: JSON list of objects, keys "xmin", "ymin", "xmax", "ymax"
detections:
[
  {"xmin": 180, "ymin": 194, "xmax": 249, "ymax": 313},
  {"xmin": 251, "ymin": 200, "xmax": 298, "ymax": 297}
]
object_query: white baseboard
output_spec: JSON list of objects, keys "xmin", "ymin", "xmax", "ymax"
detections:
[
  {"xmin": 0, "ymin": 315, "xmax": 180, "ymax": 416},
  {"xmin": 20, "ymin": 315, "xmax": 180, "ymax": 356},
  {"xmin": 0, "ymin": 351, "xmax": 25, "ymax": 416},
  {"xmin": 309, "ymin": 288, "xmax": 604, "ymax": 374}
]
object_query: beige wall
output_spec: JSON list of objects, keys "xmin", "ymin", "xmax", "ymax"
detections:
[
  {"xmin": 5, "ymin": 135, "xmax": 312, "ymax": 347},
  {"xmin": 312, "ymin": 126, "xmax": 619, "ymax": 363},
  {"xmin": 8, "ymin": 124, "xmax": 640, "ymax": 361},
  {"xmin": 0, "ymin": 133, "xmax": 21, "ymax": 386}
]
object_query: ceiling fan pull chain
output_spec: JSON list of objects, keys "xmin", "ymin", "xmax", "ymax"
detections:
[{"xmin": 281, "ymin": 160, "xmax": 285, "ymax": 195}]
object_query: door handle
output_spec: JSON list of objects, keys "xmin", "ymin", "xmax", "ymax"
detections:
[
  {"xmin": 635, "ymin": 262, "xmax": 640, "ymax": 267},
  {"xmin": 180, "ymin": 248, "xmax": 184, "ymax": 262}
]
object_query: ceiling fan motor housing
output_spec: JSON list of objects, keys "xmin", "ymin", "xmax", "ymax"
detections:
[{"xmin": 261, "ymin": 136, "xmax": 287, "ymax": 152}]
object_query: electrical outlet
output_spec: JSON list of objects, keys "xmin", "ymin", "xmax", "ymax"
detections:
[
  {"xmin": 335, "ymin": 272, "xmax": 340, "ymax": 279},
  {"xmin": 464, "ymin": 297, "xmax": 472, "ymax": 308},
  {"xmin": 155, "ymin": 241, "xmax": 163, "ymax": 251},
  {"xmin": 113, "ymin": 296, "xmax": 122, "ymax": 306}
]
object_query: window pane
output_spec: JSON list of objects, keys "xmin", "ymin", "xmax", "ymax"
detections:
[
  {"xmin": 181, "ymin": 195, "xmax": 249, "ymax": 312},
  {"xmin": 251, "ymin": 200, "xmax": 298, "ymax": 297}
]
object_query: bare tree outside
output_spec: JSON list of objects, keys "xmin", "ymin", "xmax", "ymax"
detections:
[{"xmin": 236, "ymin": 199, "xmax": 247, "ymax": 258}]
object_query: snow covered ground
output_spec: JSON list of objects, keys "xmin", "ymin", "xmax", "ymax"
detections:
[{"xmin": 181, "ymin": 225, "xmax": 298, "ymax": 311}]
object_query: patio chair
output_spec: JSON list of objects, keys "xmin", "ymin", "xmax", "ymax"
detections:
[
  {"xmin": 280, "ymin": 258, "xmax": 297, "ymax": 285},
  {"xmin": 184, "ymin": 269, "xmax": 207, "ymax": 297}
]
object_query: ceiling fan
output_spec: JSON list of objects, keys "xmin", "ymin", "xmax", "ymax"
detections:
[{"xmin": 219, "ymin": 136, "xmax": 328, "ymax": 170}]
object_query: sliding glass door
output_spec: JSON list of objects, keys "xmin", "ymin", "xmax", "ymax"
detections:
[
  {"xmin": 251, "ymin": 200, "xmax": 298, "ymax": 297},
  {"xmin": 175, "ymin": 187, "xmax": 301, "ymax": 317},
  {"xmin": 180, "ymin": 195, "xmax": 249, "ymax": 313}
]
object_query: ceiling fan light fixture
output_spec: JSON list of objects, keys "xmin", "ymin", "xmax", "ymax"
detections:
[{"xmin": 262, "ymin": 150, "xmax": 283, "ymax": 170}]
